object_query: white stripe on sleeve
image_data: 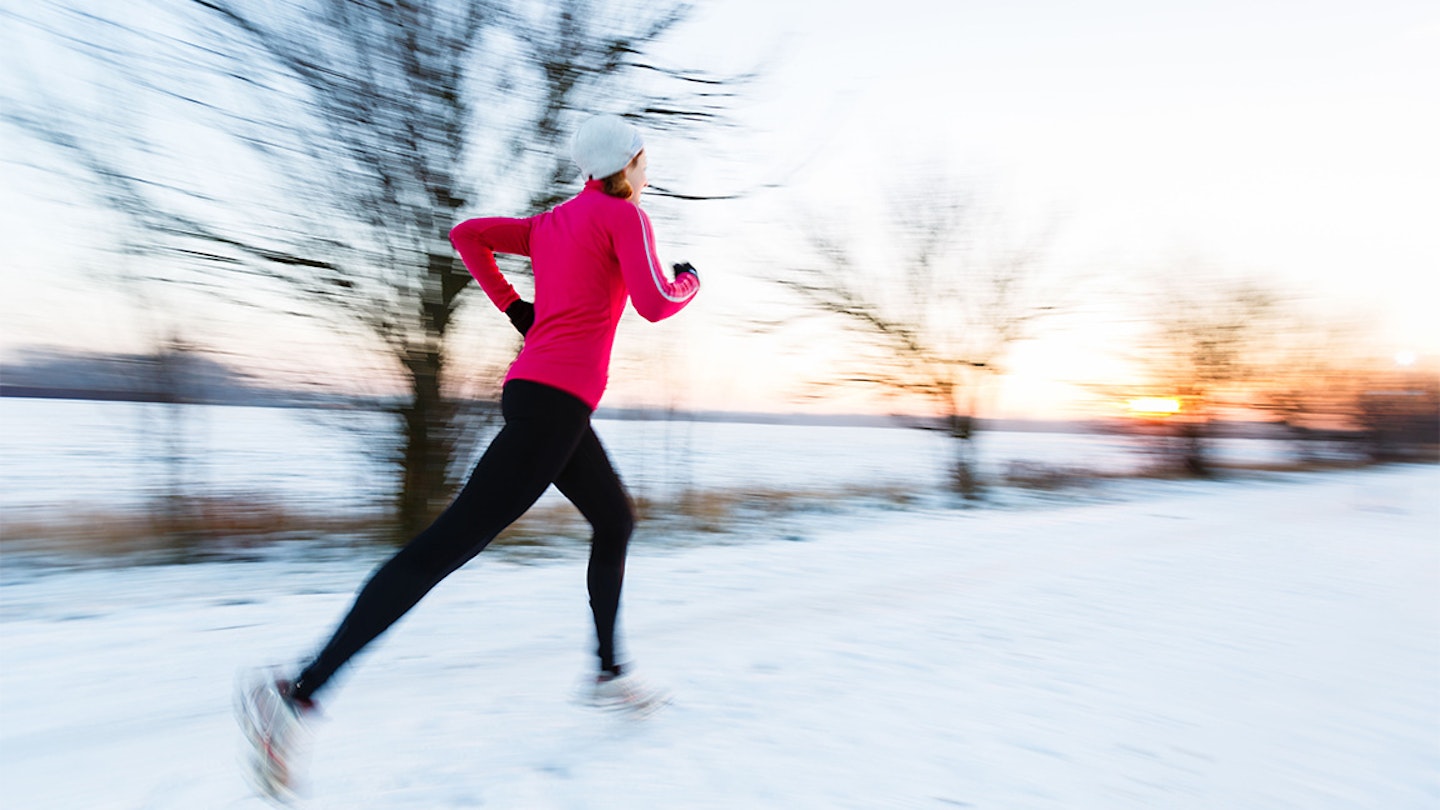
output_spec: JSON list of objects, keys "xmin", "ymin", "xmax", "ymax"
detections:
[{"xmin": 634, "ymin": 207, "xmax": 692, "ymax": 303}]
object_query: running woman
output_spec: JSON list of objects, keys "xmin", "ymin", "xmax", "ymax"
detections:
[{"xmin": 237, "ymin": 114, "xmax": 700, "ymax": 798}]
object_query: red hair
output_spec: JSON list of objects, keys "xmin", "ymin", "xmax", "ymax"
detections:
[{"xmin": 599, "ymin": 151, "xmax": 643, "ymax": 199}]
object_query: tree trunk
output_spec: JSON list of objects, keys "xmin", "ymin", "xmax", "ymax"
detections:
[
  {"xmin": 1180, "ymin": 421, "xmax": 1211, "ymax": 477},
  {"xmin": 397, "ymin": 344, "xmax": 455, "ymax": 541},
  {"xmin": 394, "ymin": 241, "xmax": 468, "ymax": 541}
]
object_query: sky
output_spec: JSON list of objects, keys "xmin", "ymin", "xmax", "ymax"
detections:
[
  {"xmin": 660, "ymin": 0, "xmax": 1440, "ymax": 416},
  {"xmin": 2, "ymin": 0, "xmax": 1437, "ymax": 418}
]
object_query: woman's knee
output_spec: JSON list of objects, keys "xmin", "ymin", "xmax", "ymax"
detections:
[
  {"xmin": 590, "ymin": 504, "xmax": 634, "ymax": 560},
  {"xmin": 603, "ymin": 506, "xmax": 635, "ymax": 543}
]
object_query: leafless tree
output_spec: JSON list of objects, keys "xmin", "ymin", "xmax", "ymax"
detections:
[
  {"xmin": 1125, "ymin": 271, "xmax": 1285, "ymax": 475},
  {"xmin": 778, "ymin": 183, "xmax": 1058, "ymax": 498},
  {"xmin": 4, "ymin": 0, "xmax": 745, "ymax": 538},
  {"xmin": 1251, "ymin": 311, "xmax": 1372, "ymax": 462}
]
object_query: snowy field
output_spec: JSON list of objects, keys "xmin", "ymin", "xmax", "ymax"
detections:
[
  {"xmin": 0, "ymin": 398, "xmax": 1300, "ymax": 518},
  {"xmin": 1, "ymin": 463, "xmax": 1436, "ymax": 808},
  {"xmin": 0, "ymin": 398, "xmax": 1008, "ymax": 514}
]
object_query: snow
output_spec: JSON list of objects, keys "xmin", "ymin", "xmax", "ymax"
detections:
[
  {"xmin": 2, "ymin": 465, "xmax": 1438, "ymax": 808},
  {"xmin": 0, "ymin": 398, "xmax": 1304, "ymax": 516}
]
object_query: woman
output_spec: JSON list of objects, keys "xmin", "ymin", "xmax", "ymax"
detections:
[{"xmin": 238, "ymin": 114, "xmax": 700, "ymax": 797}]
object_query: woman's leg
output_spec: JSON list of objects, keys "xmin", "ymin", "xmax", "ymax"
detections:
[
  {"xmin": 292, "ymin": 381, "xmax": 592, "ymax": 701},
  {"xmin": 552, "ymin": 426, "xmax": 634, "ymax": 675}
]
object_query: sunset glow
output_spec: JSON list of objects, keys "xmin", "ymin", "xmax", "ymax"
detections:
[{"xmin": 1127, "ymin": 397, "xmax": 1182, "ymax": 416}]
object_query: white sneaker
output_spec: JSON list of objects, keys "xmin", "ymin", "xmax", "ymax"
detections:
[
  {"xmin": 234, "ymin": 669, "xmax": 315, "ymax": 802},
  {"xmin": 586, "ymin": 670, "xmax": 673, "ymax": 717}
]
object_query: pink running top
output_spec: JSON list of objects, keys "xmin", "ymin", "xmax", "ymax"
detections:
[{"xmin": 450, "ymin": 180, "xmax": 700, "ymax": 409}]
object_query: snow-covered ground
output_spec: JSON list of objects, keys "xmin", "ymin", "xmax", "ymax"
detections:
[
  {"xmin": 1, "ymin": 464, "xmax": 1437, "ymax": 808},
  {"xmin": 0, "ymin": 398, "xmax": 1304, "ymax": 518}
]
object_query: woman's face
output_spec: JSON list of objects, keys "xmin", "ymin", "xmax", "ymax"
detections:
[{"xmin": 622, "ymin": 150, "xmax": 648, "ymax": 202}]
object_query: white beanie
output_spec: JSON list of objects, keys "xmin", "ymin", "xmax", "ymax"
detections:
[{"xmin": 571, "ymin": 114, "xmax": 644, "ymax": 180}]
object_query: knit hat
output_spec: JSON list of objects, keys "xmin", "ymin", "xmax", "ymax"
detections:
[{"xmin": 572, "ymin": 114, "xmax": 644, "ymax": 180}]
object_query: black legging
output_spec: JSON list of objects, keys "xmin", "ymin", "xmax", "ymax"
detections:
[{"xmin": 292, "ymin": 379, "xmax": 633, "ymax": 701}]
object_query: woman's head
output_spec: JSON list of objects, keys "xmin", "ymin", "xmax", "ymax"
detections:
[
  {"xmin": 572, "ymin": 114, "xmax": 646, "ymax": 200},
  {"xmin": 600, "ymin": 150, "xmax": 647, "ymax": 201}
]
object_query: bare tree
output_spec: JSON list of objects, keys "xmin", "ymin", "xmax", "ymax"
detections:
[
  {"xmin": 1353, "ymin": 367, "xmax": 1440, "ymax": 461},
  {"xmin": 778, "ymin": 183, "xmax": 1057, "ymax": 498},
  {"xmin": 1252, "ymin": 311, "xmax": 1371, "ymax": 463},
  {"xmin": 4, "ymin": 0, "xmax": 744, "ymax": 538},
  {"xmin": 1125, "ymin": 271, "xmax": 1284, "ymax": 475}
]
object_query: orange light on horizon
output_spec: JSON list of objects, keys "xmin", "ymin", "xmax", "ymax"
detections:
[{"xmin": 1127, "ymin": 397, "xmax": 1182, "ymax": 416}]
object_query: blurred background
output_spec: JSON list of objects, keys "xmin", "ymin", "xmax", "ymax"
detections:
[{"xmin": 2, "ymin": 0, "xmax": 1436, "ymax": 561}]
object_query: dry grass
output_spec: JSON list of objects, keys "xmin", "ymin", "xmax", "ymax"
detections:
[
  {"xmin": 6, "ymin": 458, "xmax": 1426, "ymax": 566},
  {"xmin": 998, "ymin": 454, "xmax": 1421, "ymax": 492},
  {"xmin": 999, "ymin": 461, "xmax": 1100, "ymax": 491},
  {"xmin": 492, "ymin": 484, "xmax": 917, "ymax": 549},
  {"xmin": 1, "ymin": 484, "xmax": 920, "ymax": 565},
  {"xmin": 1, "ymin": 495, "xmax": 386, "ymax": 563},
  {"xmin": 1209, "ymin": 458, "xmax": 1380, "ymax": 474}
]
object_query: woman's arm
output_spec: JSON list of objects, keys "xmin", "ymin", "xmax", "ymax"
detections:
[
  {"xmin": 612, "ymin": 206, "xmax": 699, "ymax": 322},
  {"xmin": 449, "ymin": 217, "xmax": 533, "ymax": 312}
]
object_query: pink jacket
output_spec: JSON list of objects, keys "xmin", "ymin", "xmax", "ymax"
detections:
[{"xmin": 450, "ymin": 180, "xmax": 700, "ymax": 409}]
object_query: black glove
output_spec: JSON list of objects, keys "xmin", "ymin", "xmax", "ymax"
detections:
[
  {"xmin": 505, "ymin": 299, "xmax": 535, "ymax": 336},
  {"xmin": 672, "ymin": 262, "xmax": 698, "ymax": 281}
]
